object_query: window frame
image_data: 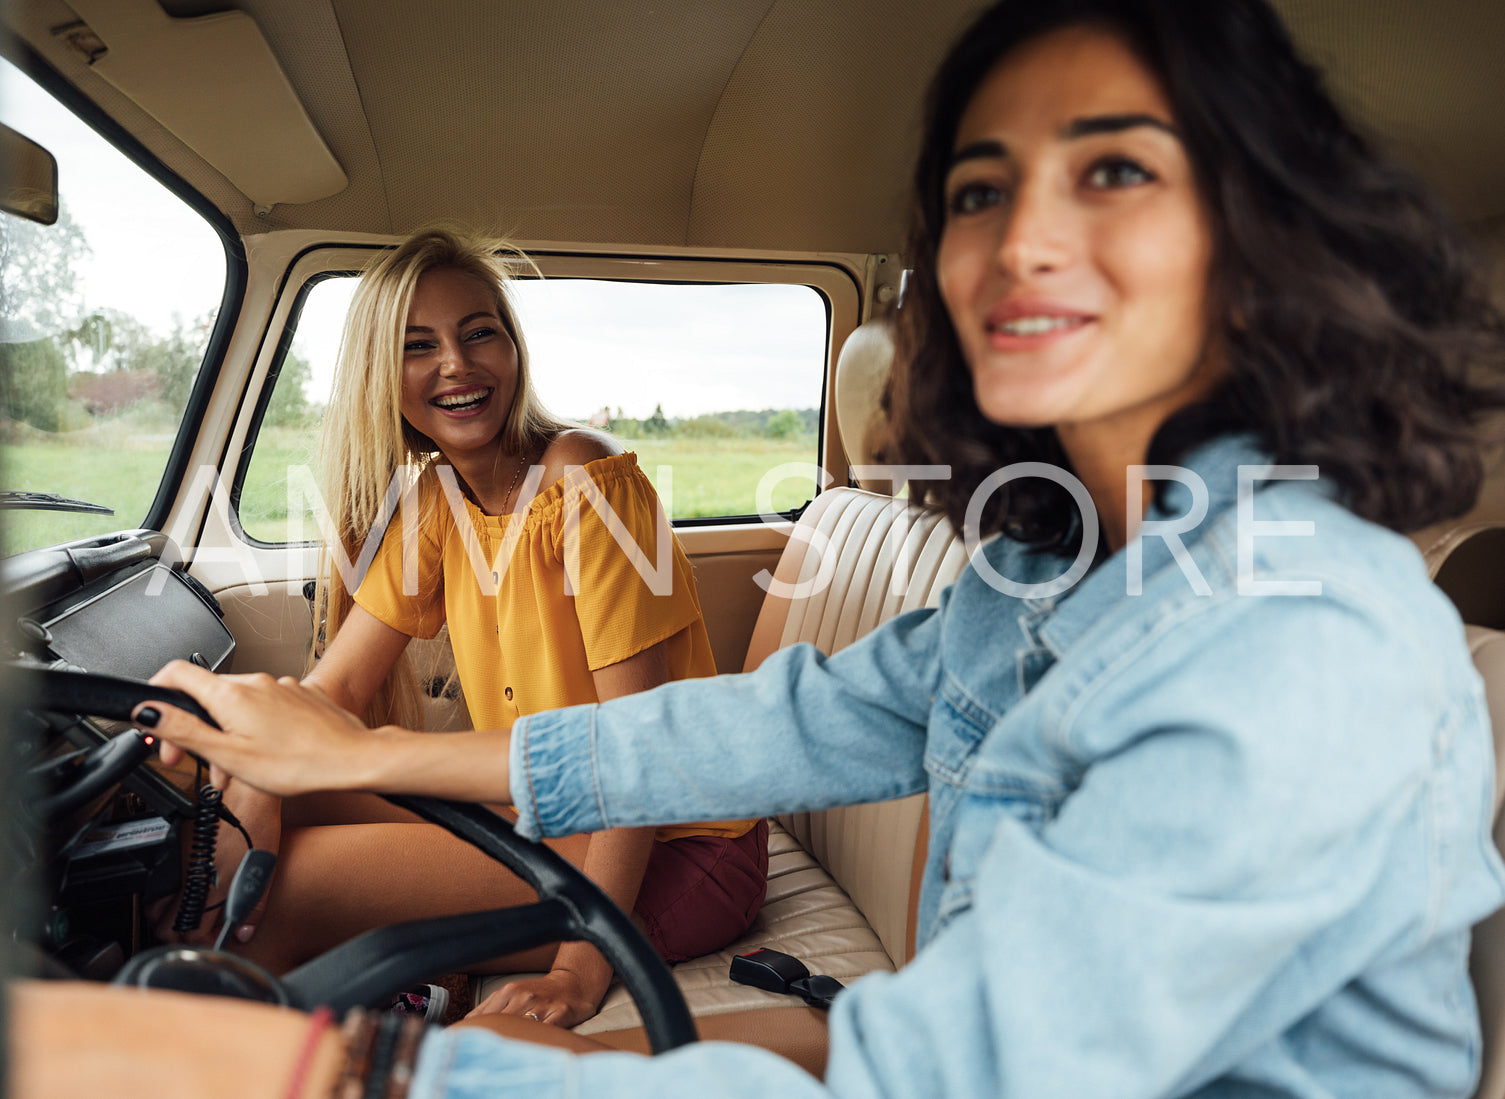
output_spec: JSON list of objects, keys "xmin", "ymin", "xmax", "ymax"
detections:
[{"xmin": 228, "ymin": 244, "xmax": 860, "ymax": 548}]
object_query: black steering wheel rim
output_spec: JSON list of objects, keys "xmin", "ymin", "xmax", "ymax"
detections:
[{"xmin": 16, "ymin": 665, "xmax": 698, "ymax": 1053}]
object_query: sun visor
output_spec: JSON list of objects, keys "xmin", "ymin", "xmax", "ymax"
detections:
[{"xmin": 59, "ymin": 0, "xmax": 347, "ymax": 208}]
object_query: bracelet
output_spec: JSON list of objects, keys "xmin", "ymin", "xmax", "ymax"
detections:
[
  {"xmin": 335, "ymin": 1010, "xmax": 380, "ymax": 1099},
  {"xmin": 385, "ymin": 1016, "xmax": 426, "ymax": 1099},
  {"xmin": 362, "ymin": 1013, "xmax": 404, "ymax": 1099},
  {"xmin": 330, "ymin": 1009, "xmax": 427, "ymax": 1099},
  {"xmin": 284, "ymin": 1005, "xmax": 335, "ymax": 1099}
]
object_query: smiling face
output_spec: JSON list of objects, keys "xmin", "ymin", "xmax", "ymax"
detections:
[
  {"xmin": 399, "ymin": 266, "xmax": 519, "ymax": 465},
  {"xmin": 936, "ymin": 25, "xmax": 1220, "ymax": 466}
]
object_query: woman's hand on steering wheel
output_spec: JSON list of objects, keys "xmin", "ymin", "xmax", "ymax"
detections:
[
  {"xmin": 138, "ymin": 661, "xmax": 383, "ymax": 798},
  {"xmin": 15, "ymin": 663, "xmax": 696, "ymax": 1051}
]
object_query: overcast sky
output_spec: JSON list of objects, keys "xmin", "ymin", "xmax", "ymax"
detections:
[{"xmin": 2, "ymin": 59, "xmax": 827, "ymax": 421}]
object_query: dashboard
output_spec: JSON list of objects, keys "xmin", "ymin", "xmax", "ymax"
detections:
[{"xmin": 5, "ymin": 529, "xmax": 236, "ymax": 978}]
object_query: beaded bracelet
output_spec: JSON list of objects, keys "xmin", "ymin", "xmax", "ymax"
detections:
[
  {"xmin": 335, "ymin": 1010, "xmax": 380, "ymax": 1099},
  {"xmin": 386, "ymin": 1016, "xmax": 427, "ymax": 1099},
  {"xmin": 364, "ymin": 1013, "xmax": 408, "ymax": 1099},
  {"xmin": 330, "ymin": 1009, "xmax": 428, "ymax": 1099}
]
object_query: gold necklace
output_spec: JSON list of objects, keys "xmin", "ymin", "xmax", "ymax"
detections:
[{"xmin": 500, "ymin": 450, "xmax": 530, "ymax": 514}]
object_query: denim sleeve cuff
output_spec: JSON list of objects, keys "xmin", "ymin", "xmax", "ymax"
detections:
[
  {"xmin": 409, "ymin": 1013, "xmax": 836, "ymax": 1099},
  {"xmin": 410, "ymin": 1027, "xmax": 576, "ymax": 1098},
  {"xmin": 508, "ymin": 705, "xmax": 607, "ymax": 841}
]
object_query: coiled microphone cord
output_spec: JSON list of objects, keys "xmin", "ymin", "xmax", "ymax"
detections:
[{"xmin": 174, "ymin": 781, "xmax": 222, "ymax": 934}]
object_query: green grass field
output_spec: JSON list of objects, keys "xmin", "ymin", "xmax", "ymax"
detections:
[
  {"xmin": 4, "ymin": 428, "xmax": 820, "ymax": 553},
  {"xmin": 2, "ymin": 435, "xmax": 177, "ymax": 555}
]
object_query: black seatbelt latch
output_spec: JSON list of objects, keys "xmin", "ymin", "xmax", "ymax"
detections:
[
  {"xmin": 731, "ymin": 947, "xmax": 811, "ymax": 993},
  {"xmin": 730, "ymin": 948, "xmax": 845, "ymax": 1010}
]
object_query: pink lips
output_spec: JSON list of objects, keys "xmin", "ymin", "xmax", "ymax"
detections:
[{"xmin": 983, "ymin": 299, "xmax": 1095, "ymax": 351}]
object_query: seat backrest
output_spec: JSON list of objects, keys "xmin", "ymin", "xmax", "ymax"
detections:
[
  {"xmin": 1468, "ymin": 623, "xmax": 1505, "ymax": 1099},
  {"xmin": 1428, "ymin": 519, "xmax": 1505, "ymax": 1099},
  {"xmin": 743, "ymin": 486, "xmax": 967, "ymax": 965}
]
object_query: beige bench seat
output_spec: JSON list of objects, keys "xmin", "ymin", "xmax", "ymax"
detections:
[
  {"xmin": 476, "ymin": 485, "xmax": 966, "ymax": 1072},
  {"xmin": 579, "ymin": 817, "xmax": 897, "ymax": 1034}
]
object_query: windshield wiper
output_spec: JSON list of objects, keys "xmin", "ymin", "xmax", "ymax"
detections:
[{"xmin": 0, "ymin": 491, "xmax": 114, "ymax": 515}]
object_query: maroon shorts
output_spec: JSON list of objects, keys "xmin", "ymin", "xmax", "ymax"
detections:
[{"xmin": 633, "ymin": 818, "xmax": 769, "ymax": 963}]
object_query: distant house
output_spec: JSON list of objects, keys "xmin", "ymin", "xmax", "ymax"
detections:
[{"xmin": 588, "ymin": 406, "xmax": 611, "ymax": 428}]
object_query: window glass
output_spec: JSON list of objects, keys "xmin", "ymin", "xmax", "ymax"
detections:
[
  {"xmin": 238, "ymin": 275, "xmax": 827, "ymax": 543},
  {"xmin": 0, "ymin": 58, "xmax": 227, "ymax": 555}
]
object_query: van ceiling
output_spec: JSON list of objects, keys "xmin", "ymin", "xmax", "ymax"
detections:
[{"xmin": 5, "ymin": 0, "xmax": 1505, "ymax": 253}]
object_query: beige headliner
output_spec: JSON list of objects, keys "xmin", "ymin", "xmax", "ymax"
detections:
[{"xmin": 5, "ymin": 0, "xmax": 1505, "ymax": 253}]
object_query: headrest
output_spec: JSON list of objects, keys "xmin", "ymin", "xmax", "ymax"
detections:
[
  {"xmin": 1412, "ymin": 460, "xmax": 1505, "ymax": 576},
  {"xmin": 1432, "ymin": 525, "xmax": 1505, "ymax": 631},
  {"xmin": 834, "ymin": 319, "xmax": 895, "ymax": 492},
  {"xmin": 1464, "ymin": 625, "xmax": 1505, "ymax": 819}
]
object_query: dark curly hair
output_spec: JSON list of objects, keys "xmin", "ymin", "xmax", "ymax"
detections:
[{"xmin": 879, "ymin": 0, "xmax": 1505, "ymax": 546}]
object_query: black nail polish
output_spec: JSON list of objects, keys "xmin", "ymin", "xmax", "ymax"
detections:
[{"xmin": 136, "ymin": 706, "xmax": 161, "ymax": 728}]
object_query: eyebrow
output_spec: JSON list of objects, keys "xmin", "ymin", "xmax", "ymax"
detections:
[
  {"xmin": 405, "ymin": 310, "xmax": 497, "ymax": 332},
  {"xmin": 947, "ymin": 113, "xmax": 1181, "ymax": 171},
  {"xmin": 1064, "ymin": 112, "xmax": 1179, "ymax": 140}
]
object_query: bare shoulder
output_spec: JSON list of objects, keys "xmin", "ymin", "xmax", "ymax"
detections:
[{"xmin": 538, "ymin": 428, "xmax": 624, "ymax": 482}]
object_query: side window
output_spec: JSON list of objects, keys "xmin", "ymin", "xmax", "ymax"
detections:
[
  {"xmin": 237, "ymin": 275, "xmax": 828, "ymax": 544},
  {"xmin": 238, "ymin": 276, "xmax": 354, "ymax": 544},
  {"xmin": 0, "ymin": 58, "xmax": 228, "ymax": 555}
]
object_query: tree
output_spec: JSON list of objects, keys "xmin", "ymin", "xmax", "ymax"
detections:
[
  {"xmin": 66, "ymin": 312, "xmax": 115, "ymax": 373},
  {"xmin": 0, "ymin": 336, "xmax": 68, "ymax": 431},
  {"xmin": 160, "ymin": 314, "xmax": 213, "ymax": 407},
  {"xmin": 0, "ymin": 205, "xmax": 91, "ymax": 341},
  {"xmin": 765, "ymin": 409, "xmax": 802, "ymax": 439},
  {"xmin": 681, "ymin": 414, "xmax": 735, "ymax": 438},
  {"xmin": 60, "ymin": 308, "xmax": 146, "ymax": 374},
  {"xmin": 642, "ymin": 402, "xmax": 670, "ymax": 437},
  {"xmin": 264, "ymin": 349, "xmax": 313, "ymax": 427},
  {"xmin": 57, "ymin": 308, "xmax": 214, "ymax": 414},
  {"xmin": 1, "ymin": 206, "xmax": 90, "ymax": 430}
]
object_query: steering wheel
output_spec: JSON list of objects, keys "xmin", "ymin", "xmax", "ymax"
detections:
[{"xmin": 16, "ymin": 665, "xmax": 698, "ymax": 1053}]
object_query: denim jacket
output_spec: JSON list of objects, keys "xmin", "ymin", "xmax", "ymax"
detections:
[{"xmin": 414, "ymin": 437, "xmax": 1505, "ymax": 1099}]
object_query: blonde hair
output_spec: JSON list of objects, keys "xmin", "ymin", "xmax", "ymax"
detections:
[{"xmin": 312, "ymin": 227, "xmax": 569, "ymax": 727}]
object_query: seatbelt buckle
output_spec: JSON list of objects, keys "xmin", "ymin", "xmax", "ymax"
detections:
[
  {"xmin": 730, "ymin": 947, "xmax": 810, "ymax": 994},
  {"xmin": 730, "ymin": 948, "xmax": 845, "ymax": 1010}
]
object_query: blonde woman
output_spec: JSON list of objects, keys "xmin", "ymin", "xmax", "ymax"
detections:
[{"xmin": 193, "ymin": 228, "xmax": 767, "ymax": 1028}]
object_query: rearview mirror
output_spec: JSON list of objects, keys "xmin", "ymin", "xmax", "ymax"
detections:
[{"xmin": 0, "ymin": 122, "xmax": 59, "ymax": 225}]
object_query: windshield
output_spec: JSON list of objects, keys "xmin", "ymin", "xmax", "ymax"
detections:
[{"xmin": 0, "ymin": 56, "xmax": 227, "ymax": 556}]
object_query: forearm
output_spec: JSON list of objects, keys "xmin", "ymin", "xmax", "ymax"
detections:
[
  {"xmin": 303, "ymin": 602, "xmax": 415, "ymax": 718},
  {"xmin": 302, "ymin": 661, "xmax": 362, "ymax": 717},
  {"xmin": 513, "ymin": 630, "xmax": 936, "ymax": 839},
  {"xmin": 550, "ymin": 825, "xmax": 657, "ymax": 995},
  {"xmin": 142, "ymin": 662, "xmax": 516, "ymax": 802},
  {"xmin": 357, "ymin": 725, "xmax": 515, "ymax": 803},
  {"xmin": 10, "ymin": 982, "xmax": 345, "ymax": 1099}
]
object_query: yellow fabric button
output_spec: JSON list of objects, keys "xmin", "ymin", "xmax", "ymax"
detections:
[{"xmin": 504, "ymin": 686, "xmax": 513, "ymax": 701}]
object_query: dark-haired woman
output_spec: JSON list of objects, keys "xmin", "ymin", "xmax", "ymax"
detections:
[{"xmin": 17, "ymin": 0, "xmax": 1505, "ymax": 1096}]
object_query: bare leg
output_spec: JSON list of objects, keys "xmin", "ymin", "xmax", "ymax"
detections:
[
  {"xmin": 235, "ymin": 821, "xmax": 591, "ymax": 974},
  {"xmin": 283, "ymin": 790, "xmax": 518, "ymax": 826},
  {"xmin": 284, "ymin": 790, "xmax": 428, "ymax": 826}
]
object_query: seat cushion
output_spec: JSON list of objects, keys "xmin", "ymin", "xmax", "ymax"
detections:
[{"xmin": 475, "ymin": 819, "xmax": 895, "ymax": 1032}]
